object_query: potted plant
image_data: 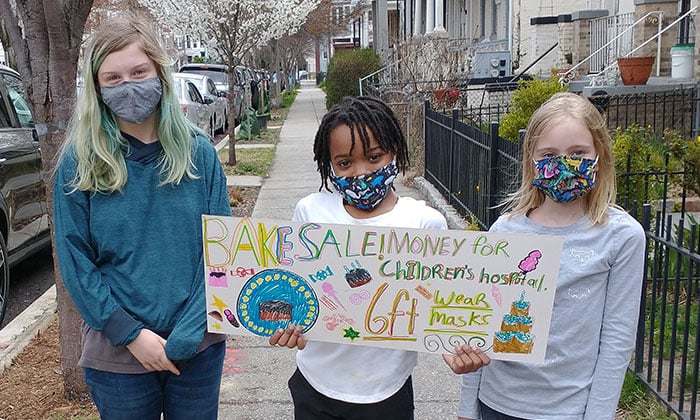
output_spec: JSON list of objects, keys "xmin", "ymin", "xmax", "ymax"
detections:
[
  {"xmin": 616, "ymin": 55, "xmax": 655, "ymax": 85},
  {"xmin": 433, "ymin": 87, "xmax": 460, "ymax": 106},
  {"xmin": 551, "ymin": 51, "xmax": 573, "ymax": 76}
]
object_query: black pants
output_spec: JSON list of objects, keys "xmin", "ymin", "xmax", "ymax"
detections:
[
  {"xmin": 480, "ymin": 400, "xmax": 530, "ymax": 420},
  {"xmin": 288, "ymin": 368, "xmax": 414, "ymax": 420}
]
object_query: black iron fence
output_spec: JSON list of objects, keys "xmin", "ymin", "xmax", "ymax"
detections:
[
  {"xmin": 623, "ymin": 164, "xmax": 700, "ymax": 419},
  {"xmin": 634, "ymin": 206, "xmax": 700, "ymax": 419},
  {"xmin": 423, "ymin": 101, "xmax": 521, "ymax": 229},
  {"xmin": 433, "ymin": 84, "xmax": 700, "ymax": 139},
  {"xmin": 424, "ymin": 98, "xmax": 700, "ymax": 418},
  {"xmin": 591, "ymin": 87, "xmax": 699, "ymax": 139}
]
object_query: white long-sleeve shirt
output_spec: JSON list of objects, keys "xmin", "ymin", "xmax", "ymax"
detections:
[{"xmin": 458, "ymin": 206, "xmax": 645, "ymax": 420}]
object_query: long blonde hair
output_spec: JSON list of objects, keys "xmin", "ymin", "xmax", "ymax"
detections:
[
  {"xmin": 501, "ymin": 92, "xmax": 617, "ymax": 224},
  {"xmin": 59, "ymin": 14, "xmax": 200, "ymax": 193}
]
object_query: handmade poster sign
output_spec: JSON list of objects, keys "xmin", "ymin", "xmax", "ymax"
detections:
[{"xmin": 203, "ymin": 216, "xmax": 564, "ymax": 362}]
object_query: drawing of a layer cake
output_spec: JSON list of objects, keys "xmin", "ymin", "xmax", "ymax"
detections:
[{"xmin": 493, "ymin": 291, "xmax": 534, "ymax": 354}]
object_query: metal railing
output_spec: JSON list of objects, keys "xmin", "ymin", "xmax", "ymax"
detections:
[
  {"xmin": 359, "ymin": 42, "xmax": 433, "ymax": 96},
  {"xmin": 589, "ymin": 12, "xmax": 635, "ymax": 73},
  {"xmin": 561, "ymin": 10, "xmax": 665, "ymax": 84}
]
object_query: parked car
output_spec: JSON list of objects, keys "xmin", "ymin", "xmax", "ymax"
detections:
[
  {"xmin": 0, "ymin": 64, "xmax": 51, "ymax": 325},
  {"xmin": 175, "ymin": 72, "xmax": 227, "ymax": 134},
  {"xmin": 171, "ymin": 73, "xmax": 214, "ymax": 138},
  {"xmin": 179, "ymin": 63, "xmax": 243, "ymax": 128}
]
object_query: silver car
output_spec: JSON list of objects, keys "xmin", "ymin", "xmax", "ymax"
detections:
[
  {"xmin": 172, "ymin": 74, "xmax": 214, "ymax": 138},
  {"xmin": 179, "ymin": 63, "xmax": 243, "ymax": 127},
  {"xmin": 175, "ymin": 72, "xmax": 227, "ymax": 134}
]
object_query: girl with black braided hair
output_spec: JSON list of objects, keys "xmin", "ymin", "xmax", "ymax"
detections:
[{"xmin": 269, "ymin": 96, "xmax": 489, "ymax": 419}]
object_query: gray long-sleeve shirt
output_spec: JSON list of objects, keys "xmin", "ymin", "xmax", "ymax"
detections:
[{"xmin": 458, "ymin": 206, "xmax": 645, "ymax": 420}]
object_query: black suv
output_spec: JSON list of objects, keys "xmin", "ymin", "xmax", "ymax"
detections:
[{"xmin": 0, "ymin": 64, "xmax": 51, "ymax": 325}]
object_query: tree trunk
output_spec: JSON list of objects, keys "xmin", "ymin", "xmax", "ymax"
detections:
[{"xmin": 0, "ymin": 0, "xmax": 94, "ymax": 399}]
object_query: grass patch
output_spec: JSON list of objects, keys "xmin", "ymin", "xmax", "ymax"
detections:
[
  {"xmin": 647, "ymin": 294, "xmax": 698, "ymax": 360},
  {"xmin": 270, "ymin": 106, "xmax": 289, "ymax": 122},
  {"xmin": 281, "ymin": 87, "xmax": 299, "ymax": 108},
  {"xmin": 617, "ymin": 371, "xmax": 675, "ymax": 419},
  {"xmin": 218, "ymin": 147, "xmax": 275, "ymax": 177},
  {"xmin": 217, "ymin": 89, "xmax": 293, "ymax": 177},
  {"xmin": 258, "ymin": 126, "xmax": 280, "ymax": 144},
  {"xmin": 235, "ymin": 108, "xmax": 287, "ymax": 145}
]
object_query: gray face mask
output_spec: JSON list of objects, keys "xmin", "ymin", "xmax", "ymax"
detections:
[{"xmin": 100, "ymin": 77, "xmax": 163, "ymax": 124}]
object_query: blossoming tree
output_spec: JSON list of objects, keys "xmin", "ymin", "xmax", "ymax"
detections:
[{"xmin": 138, "ymin": 0, "xmax": 321, "ymax": 164}]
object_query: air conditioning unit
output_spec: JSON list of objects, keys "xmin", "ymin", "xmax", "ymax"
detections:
[{"xmin": 471, "ymin": 51, "xmax": 512, "ymax": 78}]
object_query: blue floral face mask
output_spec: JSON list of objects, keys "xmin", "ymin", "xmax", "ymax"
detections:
[
  {"xmin": 532, "ymin": 155, "xmax": 598, "ymax": 203},
  {"xmin": 330, "ymin": 160, "xmax": 398, "ymax": 211}
]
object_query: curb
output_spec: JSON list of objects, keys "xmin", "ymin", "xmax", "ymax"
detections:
[
  {"xmin": 0, "ymin": 285, "xmax": 57, "ymax": 375},
  {"xmin": 215, "ymin": 134, "xmax": 232, "ymax": 153},
  {"xmin": 413, "ymin": 176, "xmax": 469, "ymax": 230}
]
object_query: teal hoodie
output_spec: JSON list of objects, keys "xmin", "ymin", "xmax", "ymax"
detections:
[{"xmin": 53, "ymin": 134, "xmax": 231, "ymax": 361}]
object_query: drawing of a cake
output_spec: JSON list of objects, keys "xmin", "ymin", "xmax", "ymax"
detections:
[
  {"xmin": 493, "ymin": 291, "xmax": 534, "ymax": 354},
  {"xmin": 259, "ymin": 300, "xmax": 293, "ymax": 321},
  {"xmin": 345, "ymin": 267, "xmax": 371, "ymax": 288},
  {"xmin": 344, "ymin": 260, "xmax": 372, "ymax": 288}
]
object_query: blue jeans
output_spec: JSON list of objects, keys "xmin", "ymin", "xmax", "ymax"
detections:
[{"xmin": 84, "ymin": 341, "xmax": 225, "ymax": 420}]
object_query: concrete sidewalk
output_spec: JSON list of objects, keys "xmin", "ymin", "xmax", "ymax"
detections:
[{"xmin": 217, "ymin": 81, "xmax": 464, "ymax": 419}]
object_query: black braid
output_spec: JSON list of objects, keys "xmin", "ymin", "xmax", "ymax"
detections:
[{"xmin": 313, "ymin": 96, "xmax": 410, "ymax": 192}]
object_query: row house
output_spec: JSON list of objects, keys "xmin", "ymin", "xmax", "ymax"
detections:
[{"xmin": 352, "ymin": 0, "xmax": 697, "ymax": 92}]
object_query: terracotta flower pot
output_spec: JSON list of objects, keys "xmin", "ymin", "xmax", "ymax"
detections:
[
  {"xmin": 617, "ymin": 56, "xmax": 655, "ymax": 85},
  {"xmin": 433, "ymin": 88, "xmax": 460, "ymax": 107},
  {"xmin": 433, "ymin": 88, "xmax": 449, "ymax": 102}
]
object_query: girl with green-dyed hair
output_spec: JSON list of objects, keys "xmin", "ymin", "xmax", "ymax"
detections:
[
  {"xmin": 53, "ymin": 14, "xmax": 231, "ymax": 419},
  {"xmin": 61, "ymin": 13, "xmax": 203, "ymax": 192}
]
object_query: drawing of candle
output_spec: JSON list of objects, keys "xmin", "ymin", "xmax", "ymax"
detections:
[
  {"xmin": 322, "ymin": 281, "xmax": 347, "ymax": 311},
  {"xmin": 518, "ymin": 250, "xmax": 542, "ymax": 279}
]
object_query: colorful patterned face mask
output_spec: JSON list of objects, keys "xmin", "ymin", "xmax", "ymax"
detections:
[
  {"xmin": 330, "ymin": 160, "xmax": 398, "ymax": 211},
  {"xmin": 532, "ymin": 155, "xmax": 598, "ymax": 203}
]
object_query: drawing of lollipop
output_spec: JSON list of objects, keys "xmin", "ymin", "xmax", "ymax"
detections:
[{"xmin": 518, "ymin": 250, "xmax": 542, "ymax": 279}]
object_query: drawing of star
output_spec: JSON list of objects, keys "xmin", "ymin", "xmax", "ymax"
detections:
[
  {"xmin": 211, "ymin": 294, "xmax": 228, "ymax": 314},
  {"xmin": 343, "ymin": 327, "xmax": 360, "ymax": 341},
  {"xmin": 211, "ymin": 322, "xmax": 222, "ymax": 331}
]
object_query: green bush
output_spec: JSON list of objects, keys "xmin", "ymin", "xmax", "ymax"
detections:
[
  {"xmin": 669, "ymin": 135, "xmax": 700, "ymax": 197},
  {"xmin": 325, "ymin": 48, "xmax": 381, "ymax": 108},
  {"xmin": 613, "ymin": 125, "xmax": 685, "ymax": 206},
  {"xmin": 499, "ymin": 75, "xmax": 568, "ymax": 142}
]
